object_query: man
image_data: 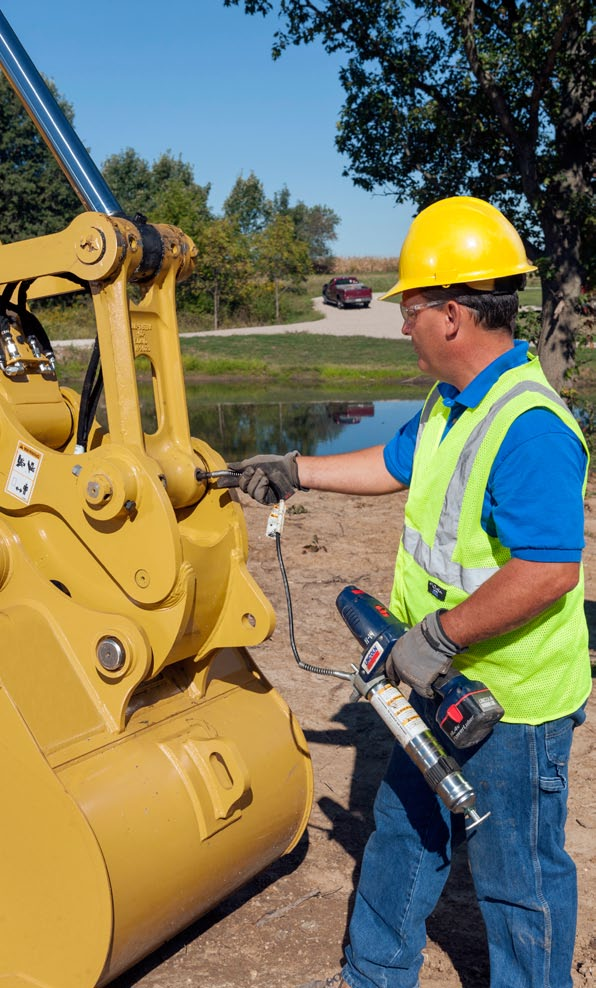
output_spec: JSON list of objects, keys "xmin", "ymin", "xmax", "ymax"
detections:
[{"xmin": 226, "ymin": 197, "xmax": 591, "ymax": 988}]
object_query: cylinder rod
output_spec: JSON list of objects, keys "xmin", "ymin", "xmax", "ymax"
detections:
[{"xmin": 0, "ymin": 11, "xmax": 122, "ymax": 215}]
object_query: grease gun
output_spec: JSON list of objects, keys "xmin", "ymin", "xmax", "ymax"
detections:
[
  {"xmin": 261, "ymin": 501, "xmax": 496, "ymax": 831},
  {"xmin": 196, "ymin": 484, "xmax": 498, "ymax": 830}
]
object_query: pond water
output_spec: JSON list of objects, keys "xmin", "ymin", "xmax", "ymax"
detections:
[{"xmin": 183, "ymin": 397, "xmax": 424, "ymax": 461}]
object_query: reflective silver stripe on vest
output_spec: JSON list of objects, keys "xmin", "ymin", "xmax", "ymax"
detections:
[
  {"xmin": 404, "ymin": 382, "xmax": 570, "ymax": 595},
  {"xmin": 414, "ymin": 387, "xmax": 442, "ymax": 456}
]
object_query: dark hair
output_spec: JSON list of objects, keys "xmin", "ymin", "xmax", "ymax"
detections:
[{"xmin": 421, "ymin": 275, "xmax": 524, "ymax": 333}]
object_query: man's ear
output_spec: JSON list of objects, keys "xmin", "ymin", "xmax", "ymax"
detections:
[{"xmin": 443, "ymin": 300, "xmax": 462, "ymax": 341}]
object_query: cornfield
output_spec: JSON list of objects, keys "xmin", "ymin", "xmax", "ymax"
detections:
[{"xmin": 332, "ymin": 256, "xmax": 398, "ymax": 274}]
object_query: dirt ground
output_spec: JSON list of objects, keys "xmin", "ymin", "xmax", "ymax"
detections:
[{"xmin": 113, "ymin": 485, "xmax": 596, "ymax": 988}]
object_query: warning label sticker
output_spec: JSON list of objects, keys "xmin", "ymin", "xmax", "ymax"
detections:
[{"xmin": 5, "ymin": 441, "xmax": 43, "ymax": 504}]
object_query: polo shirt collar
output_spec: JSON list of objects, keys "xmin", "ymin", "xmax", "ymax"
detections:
[{"xmin": 438, "ymin": 339, "xmax": 530, "ymax": 411}]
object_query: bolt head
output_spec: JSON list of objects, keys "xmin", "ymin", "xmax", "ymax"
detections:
[{"xmin": 97, "ymin": 636, "xmax": 126, "ymax": 671}]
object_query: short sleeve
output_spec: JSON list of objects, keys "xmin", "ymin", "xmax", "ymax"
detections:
[
  {"xmin": 486, "ymin": 409, "xmax": 587, "ymax": 562},
  {"xmin": 383, "ymin": 409, "xmax": 421, "ymax": 486}
]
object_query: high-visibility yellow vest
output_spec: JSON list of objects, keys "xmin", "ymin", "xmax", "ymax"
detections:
[{"xmin": 390, "ymin": 354, "xmax": 591, "ymax": 724}]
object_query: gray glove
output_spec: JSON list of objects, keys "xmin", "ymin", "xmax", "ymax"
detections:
[
  {"xmin": 385, "ymin": 609, "xmax": 465, "ymax": 698},
  {"xmin": 223, "ymin": 451, "xmax": 303, "ymax": 505}
]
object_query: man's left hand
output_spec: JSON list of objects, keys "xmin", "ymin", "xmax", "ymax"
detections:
[
  {"xmin": 223, "ymin": 451, "xmax": 302, "ymax": 504},
  {"xmin": 385, "ymin": 610, "xmax": 465, "ymax": 697}
]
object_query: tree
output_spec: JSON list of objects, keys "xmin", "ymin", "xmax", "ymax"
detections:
[
  {"xmin": 102, "ymin": 148, "xmax": 153, "ymax": 218},
  {"xmin": 270, "ymin": 184, "xmax": 340, "ymax": 269},
  {"xmin": 152, "ymin": 174, "xmax": 211, "ymax": 238},
  {"xmin": 255, "ymin": 214, "xmax": 313, "ymax": 320},
  {"xmin": 271, "ymin": 184, "xmax": 292, "ymax": 216},
  {"xmin": 223, "ymin": 172, "xmax": 271, "ymax": 234},
  {"xmin": 291, "ymin": 201, "xmax": 340, "ymax": 270},
  {"xmin": 193, "ymin": 218, "xmax": 252, "ymax": 329},
  {"xmin": 0, "ymin": 75, "xmax": 81, "ymax": 242},
  {"xmin": 225, "ymin": 0, "xmax": 595, "ymax": 390},
  {"xmin": 102, "ymin": 149, "xmax": 211, "ymax": 238}
]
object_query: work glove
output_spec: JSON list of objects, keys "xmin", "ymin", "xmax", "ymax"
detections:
[
  {"xmin": 222, "ymin": 451, "xmax": 304, "ymax": 505},
  {"xmin": 385, "ymin": 609, "xmax": 465, "ymax": 698}
]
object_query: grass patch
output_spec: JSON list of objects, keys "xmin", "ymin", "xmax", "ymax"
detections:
[
  {"xmin": 519, "ymin": 284, "xmax": 542, "ymax": 307},
  {"xmin": 56, "ymin": 329, "xmax": 596, "ymax": 407},
  {"xmin": 56, "ymin": 329, "xmax": 596, "ymax": 385},
  {"xmin": 182, "ymin": 353, "xmax": 269, "ymax": 376},
  {"xmin": 178, "ymin": 333, "xmax": 420, "ymax": 382},
  {"xmin": 57, "ymin": 333, "xmax": 427, "ymax": 395}
]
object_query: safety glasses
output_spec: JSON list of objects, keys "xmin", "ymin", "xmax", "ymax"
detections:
[{"xmin": 399, "ymin": 299, "xmax": 446, "ymax": 324}]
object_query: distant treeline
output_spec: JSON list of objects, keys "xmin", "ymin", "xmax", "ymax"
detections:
[{"xmin": 0, "ymin": 74, "xmax": 351, "ymax": 328}]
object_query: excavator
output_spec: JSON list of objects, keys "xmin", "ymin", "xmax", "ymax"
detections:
[{"xmin": 0, "ymin": 12, "xmax": 313, "ymax": 987}]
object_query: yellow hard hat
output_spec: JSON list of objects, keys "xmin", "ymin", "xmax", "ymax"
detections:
[{"xmin": 381, "ymin": 196, "xmax": 537, "ymax": 299}]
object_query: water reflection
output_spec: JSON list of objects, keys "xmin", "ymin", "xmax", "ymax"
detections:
[{"xmin": 183, "ymin": 398, "xmax": 423, "ymax": 461}]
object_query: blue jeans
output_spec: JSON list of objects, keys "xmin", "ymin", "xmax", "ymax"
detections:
[{"xmin": 341, "ymin": 697, "xmax": 585, "ymax": 988}]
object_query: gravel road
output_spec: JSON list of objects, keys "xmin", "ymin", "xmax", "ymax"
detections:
[
  {"xmin": 182, "ymin": 293, "xmax": 407, "ymax": 340},
  {"xmin": 51, "ymin": 294, "xmax": 406, "ymax": 349}
]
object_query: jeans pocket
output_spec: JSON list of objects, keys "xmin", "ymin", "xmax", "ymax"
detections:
[{"xmin": 539, "ymin": 717, "xmax": 574, "ymax": 793}]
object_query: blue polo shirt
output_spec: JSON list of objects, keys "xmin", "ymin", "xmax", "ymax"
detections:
[{"xmin": 383, "ymin": 341, "xmax": 587, "ymax": 562}]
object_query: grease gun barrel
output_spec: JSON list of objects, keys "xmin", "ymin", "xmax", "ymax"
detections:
[
  {"xmin": 0, "ymin": 11, "xmax": 122, "ymax": 215},
  {"xmin": 364, "ymin": 678, "xmax": 488, "ymax": 829}
]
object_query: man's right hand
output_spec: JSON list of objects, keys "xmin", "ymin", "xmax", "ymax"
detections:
[{"xmin": 223, "ymin": 451, "xmax": 303, "ymax": 504}]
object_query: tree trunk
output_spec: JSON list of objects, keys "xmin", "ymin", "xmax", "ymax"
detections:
[
  {"xmin": 537, "ymin": 276, "xmax": 584, "ymax": 393},
  {"xmin": 534, "ymin": 17, "xmax": 591, "ymax": 394},
  {"xmin": 536, "ymin": 206, "xmax": 585, "ymax": 393},
  {"xmin": 274, "ymin": 281, "xmax": 281, "ymax": 322},
  {"xmin": 213, "ymin": 287, "xmax": 220, "ymax": 330}
]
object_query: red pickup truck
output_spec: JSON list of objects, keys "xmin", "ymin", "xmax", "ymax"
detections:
[{"xmin": 322, "ymin": 276, "xmax": 372, "ymax": 309}]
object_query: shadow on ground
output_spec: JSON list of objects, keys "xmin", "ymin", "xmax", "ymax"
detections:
[
  {"xmin": 307, "ymin": 700, "xmax": 490, "ymax": 988},
  {"xmin": 111, "ymin": 835, "xmax": 311, "ymax": 987}
]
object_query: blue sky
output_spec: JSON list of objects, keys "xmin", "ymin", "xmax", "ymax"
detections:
[{"xmin": 1, "ymin": 0, "xmax": 414, "ymax": 258}]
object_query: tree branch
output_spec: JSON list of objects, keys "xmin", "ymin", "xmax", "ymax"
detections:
[
  {"xmin": 528, "ymin": 8, "xmax": 581, "ymax": 138},
  {"xmin": 456, "ymin": 0, "xmax": 540, "ymax": 201},
  {"xmin": 474, "ymin": 0, "xmax": 518, "ymax": 34}
]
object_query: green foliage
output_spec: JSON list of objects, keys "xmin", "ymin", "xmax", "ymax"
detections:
[
  {"xmin": 255, "ymin": 215, "xmax": 312, "ymax": 280},
  {"xmin": 227, "ymin": 1, "xmax": 593, "ymax": 246},
  {"xmin": 0, "ymin": 75, "xmax": 81, "ymax": 242},
  {"xmin": 270, "ymin": 185, "xmax": 340, "ymax": 268},
  {"xmin": 192, "ymin": 218, "xmax": 252, "ymax": 327},
  {"xmin": 290, "ymin": 200, "xmax": 340, "ymax": 269},
  {"xmin": 101, "ymin": 151, "xmax": 335, "ymax": 324},
  {"xmin": 177, "ymin": 332, "xmax": 425, "ymax": 391},
  {"xmin": 581, "ymin": 212, "xmax": 596, "ymax": 290},
  {"xmin": 179, "ymin": 331, "xmax": 417, "ymax": 370},
  {"xmin": 562, "ymin": 389, "xmax": 596, "ymax": 455},
  {"xmin": 101, "ymin": 148, "xmax": 211, "ymax": 237},
  {"xmin": 223, "ymin": 172, "xmax": 271, "ymax": 234},
  {"xmin": 0, "ymin": 66, "xmax": 338, "ymax": 330},
  {"xmin": 556, "ymin": 294, "xmax": 596, "ymax": 450},
  {"xmin": 30, "ymin": 294, "xmax": 94, "ymax": 339},
  {"xmin": 101, "ymin": 148, "xmax": 152, "ymax": 218},
  {"xmin": 254, "ymin": 214, "xmax": 313, "ymax": 319},
  {"xmin": 515, "ymin": 309, "xmax": 542, "ymax": 346},
  {"xmin": 224, "ymin": 174, "xmax": 340, "ymax": 268},
  {"xmin": 225, "ymin": 0, "xmax": 595, "ymax": 389}
]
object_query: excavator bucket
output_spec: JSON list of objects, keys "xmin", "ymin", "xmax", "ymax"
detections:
[{"xmin": 0, "ymin": 13, "xmax": 313, "ymax": 987}]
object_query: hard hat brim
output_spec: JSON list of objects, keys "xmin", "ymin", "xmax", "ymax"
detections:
[{"xmin": 380, "ymin": 262, "xmax": 538, "ymax": 301}]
